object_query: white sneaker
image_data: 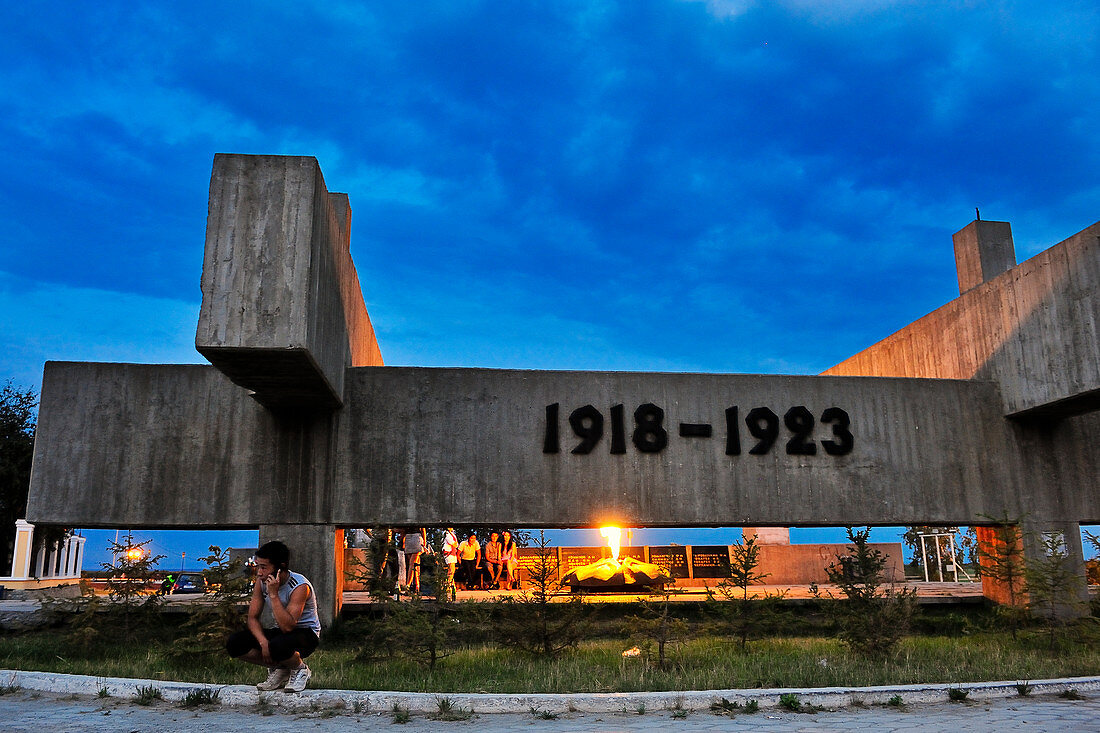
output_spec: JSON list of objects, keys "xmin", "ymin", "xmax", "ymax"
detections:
[
  {"xmin": 284, "ymin": 664, "xmax": 312, "ymax": 693},
  {"xmin": 257, "ymin": 666, "xmax": 290, "ymax": 691}
]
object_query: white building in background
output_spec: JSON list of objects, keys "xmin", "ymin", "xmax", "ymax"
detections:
[{"xmin": 1, "ymin": 519, "xmax": 85, "ymax": 596}]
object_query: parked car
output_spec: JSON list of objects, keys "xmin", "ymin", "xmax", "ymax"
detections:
[{"xmin": 170, "ymin": 572, "xmax": 207, "ymax": 594}]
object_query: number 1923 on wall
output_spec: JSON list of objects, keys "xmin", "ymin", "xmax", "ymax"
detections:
[{"xmin": 542, "ymin": 403, "xmax": 854, "ymax": 457}]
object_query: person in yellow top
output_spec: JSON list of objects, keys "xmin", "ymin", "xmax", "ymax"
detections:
[{"xmin": 458, "ymin": 532, "xmax": 481, "ymax": 590}]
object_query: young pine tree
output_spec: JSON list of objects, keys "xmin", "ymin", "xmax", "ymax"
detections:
[
  {"xmin": 824, "ymin": 527, "xmax": 914, "ymax": 658},
  {"xmin": 710, "ymin": 534, "xmax": 779, "ymax": 651},
  {"xmin": 494, "ymin": 530, "xmax": 590, "ymax": 657}
]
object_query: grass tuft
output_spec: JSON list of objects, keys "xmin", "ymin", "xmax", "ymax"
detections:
[
  {"xmin": 1015, "ymin": 681, "xmax": 1033, "ymax": 696},
  {"xmin": 180, "ymin": 687, "xmax": 220, "ymax": 708},
  {"xmin": 433, "ymin": 697, "xmax": 472, "ymax": 721},
  {"xmin": 1059, "ymin": 688, "xmax": 1084, "ymax": 700},
  {"xmin": 530, "ymin": 706, "xmax": 558, "ymax": 719},
  {"xmin": 132, "ymin": 684, "xmax": 162, "ymax": 705},
  {"xmin": 392, "ymin": 702, "xmax": 411, "ymax": 724},
  {"xmin": 947, "ymin": 687, "xmax": 969, "ymax": 702},
  {"xmin": 779, "ymin": 693, "xmax": 801, "ymax": 711},
  {"xmin": 887, "ymin": 694, "xmax": 904, "ymax": 707}
]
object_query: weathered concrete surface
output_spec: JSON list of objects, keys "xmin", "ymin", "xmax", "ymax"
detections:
[
  {"xmin": 954, "ymin": 220, "xmax": 1016, "ymax": 294},
  {"xmin": 33, "ymin": 365, "xmax": 1085, "ymax": 529},
  {"xmin": 827, "ymin": 220, "xmax": 1100, "ymax": 420},
  {"xmin": 330, "ymin": 369, "xmax": 1039, "ymax": 528},
  {"xmin": 259, "ymin": 524, "xmax": 344, "ymax": 626},
  {"xmin": 196, "ymin": 154, "xmax": 382, "ymax": 410},
  {"xmin": 27, "ymin": 362, "xmax": 329, "ymax": 527},
  {"xmin": 4, "ymin": 668, "xmax": 1100, "ymax": 720}
]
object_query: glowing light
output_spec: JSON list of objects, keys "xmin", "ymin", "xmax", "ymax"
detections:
[
  {"xmin": 125, "ymin": 547, "xmax": 144, "ymax": 561},
  {"xmin": 600, "ymin": 526, "xmax": 621, "ymax": 560}
]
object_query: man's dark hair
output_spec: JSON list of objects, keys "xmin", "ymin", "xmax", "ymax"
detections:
[{"xmin": 256, "ymin": 541, "xmax": 290, "ymax": 570}]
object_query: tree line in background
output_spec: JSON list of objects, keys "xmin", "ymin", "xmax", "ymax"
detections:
[{"xmin": 0, "ymin": 380, "xmax": 37, "ymax": 572}]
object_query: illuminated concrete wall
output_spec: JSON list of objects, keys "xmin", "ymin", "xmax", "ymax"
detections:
[{"xmin": 31, "ymin": 364, "xmax": 1049, "ymax": 528}]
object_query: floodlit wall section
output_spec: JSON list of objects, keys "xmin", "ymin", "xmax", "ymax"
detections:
[{"xmin": 30, "ymin": 362, "xmax": 1088, "ymax": 529}]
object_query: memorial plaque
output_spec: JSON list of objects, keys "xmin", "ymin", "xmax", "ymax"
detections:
[
  {"xmin": 690, "ymin": 545, "xmax": 731, "ymax": 579},
  {"xmin": 647, "ymin": 545, "xmax": 689, "ymax": 578},
  {"xmin": 560, "ymin": 547, "xmax": 606, "ymax": 573},
  {"xmin": 517, "ymin": 546, "xmax": 560, "ymax": 580},
  {"xmin": 619, "ymin": 546, "xmax": 646, "ymax": 563}
]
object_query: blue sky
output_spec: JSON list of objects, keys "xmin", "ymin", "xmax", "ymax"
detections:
[{"xmin": 2, "ymin": 2, "xmax": 1098, "ymax": 570}]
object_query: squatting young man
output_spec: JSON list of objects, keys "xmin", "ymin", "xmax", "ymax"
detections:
[{"xmin": 225, "ymin": 541, "xmax": 320, "ymax": 692}]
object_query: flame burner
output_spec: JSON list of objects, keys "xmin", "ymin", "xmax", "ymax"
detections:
[{"xmin": 561, "ymin": 526, "xmax": 670, "ymax": 593}]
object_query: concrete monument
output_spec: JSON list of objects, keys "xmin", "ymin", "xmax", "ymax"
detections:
[{"xmin": 26, "ymin": 154, "xmax": 1100, "ymax": 622}]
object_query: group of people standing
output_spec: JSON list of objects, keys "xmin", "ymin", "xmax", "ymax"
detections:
[
  {"xmin": 353, "ymin": 527, "xmax": 430, "ymax": 594},
  {"xmin": 347, "ymin": 527, "xmax": 523, "ymax": 598}
]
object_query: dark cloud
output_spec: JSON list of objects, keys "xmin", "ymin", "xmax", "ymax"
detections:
[{"xmin": 0, "ymin": 1, "xmax": 1096, "ymax": 379}]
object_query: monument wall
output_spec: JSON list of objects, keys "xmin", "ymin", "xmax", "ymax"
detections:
[
  {"xmin": 30, "ymin": 363, "xmax": 1070, "ymax": 529},
  {"xmin": 23, "ymin": 154, "xmax": 1100, "ymax": 621}
]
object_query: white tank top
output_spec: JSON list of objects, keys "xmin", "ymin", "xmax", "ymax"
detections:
[{"xmin": 262, "ymin": 570, "xmax": 321, "ymax": 636}]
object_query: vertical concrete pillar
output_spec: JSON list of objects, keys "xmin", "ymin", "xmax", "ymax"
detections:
[
  {"xmin": 1022, "ymin": 519, "xmax": 1090, "ymax": 617},
  {"xmin": 977, "ymin": 520, "xmax": 1090, "ymax": 616},
  {"xmin": 953, "ymin": 219, "xmax": 1016, "ymax": 293},
  {"xmin": 259, "ymin": 524, "xmax": 344, "ymax": 627},
  {"xmin": 9, "ymin": 519, "xmax": 35, "ymax": 579}
]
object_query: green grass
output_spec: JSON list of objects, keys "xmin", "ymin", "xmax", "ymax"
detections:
[{"xmin": 2, "ymin": 613, "xmax": 1099, "ymax": 694}]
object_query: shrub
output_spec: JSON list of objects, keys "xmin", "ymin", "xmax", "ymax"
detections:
[
  {"xmin": 824, "ymin": 527, "xmax": 915, "ymax": 658},
  {"xmin": 493, "ymin": 531, "xmax": 591, "ymax": 657},
  {"xmin": 624, "ymin": 587, "xmax": 691, "ymax": 669},
  {"xmin": 169, "ymin": 545, "xmax": 250, "ymax": 659},
  {"xmin": 708, "ymin": 534, "xmax": 785, "ymax": 651},
  {"xmin": 1026, "ymin": 530, "xmax": 1088, "ymax": 648},
  {"xmin": 779, "ymin": 693, "xmax": 801, "ymax": 711}
]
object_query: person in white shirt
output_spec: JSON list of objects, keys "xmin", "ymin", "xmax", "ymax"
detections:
[
  {"xmin": 442, "ymin": 527, "xmax": 459, "ymax": 600},
  {"xmin": 225, "ymin": 541, "xmax": 320, "ymax": 693}
]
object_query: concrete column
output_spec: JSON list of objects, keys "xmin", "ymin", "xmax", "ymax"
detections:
[
  {"xmin": 978, "ymin": 520, "xmax": 1089, "ymax": 617},
  {"xmin": 9, "ymin": 519, "xmax": 35, "ymax": 579},
  {"xmin": 953, "ymin": 219, "xmax": 1016, "ymax": 293},
  {"xmin": 1022, "ymin": 519, "xmax": 1090, "ymax": 618},
  {"xmin": 259, "ymin": 524, "xmax": 344, "ymax": 627}
]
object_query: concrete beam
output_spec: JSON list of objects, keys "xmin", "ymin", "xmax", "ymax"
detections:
[
  {"xmin": 196, "ymin": 154, "xmax": 382, "ymax": 412},
  {"xmin": 30, "ymin": 363, "xmax": 1100, "ymax": 530},
  {"xmin": 827, "ymin": 220, "xmax": 1100, "ymax": 420}
]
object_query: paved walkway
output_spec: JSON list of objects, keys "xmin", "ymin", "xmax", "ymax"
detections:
[{"xmin": 0, "ymin": 687, "xmax": 1098, "ymax": 731}]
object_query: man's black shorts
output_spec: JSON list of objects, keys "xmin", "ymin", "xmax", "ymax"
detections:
[{"xmin": 226, "ymin": 627, "xmax": 319, "ymax": 663}]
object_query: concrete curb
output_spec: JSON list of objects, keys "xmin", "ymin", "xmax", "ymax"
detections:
[{"xmin": 2, "ymin": 669, "xmax": 1098, "ymax": 715}]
